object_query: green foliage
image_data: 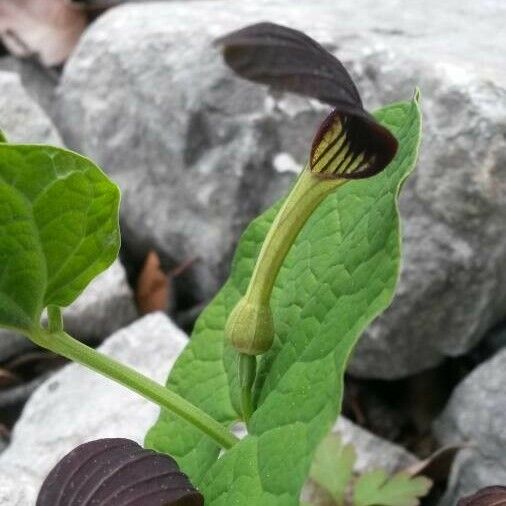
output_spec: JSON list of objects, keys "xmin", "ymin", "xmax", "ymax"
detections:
[
  {"xmin": 310, "ymin": 434, "xmax": 356, "ymax": 504},
  {"xmin": 146, "ymin": 96, "xmax": 422, "ymax": 505},
  {"xmin": 0, "ymin": 142, "xmax": 120, "ymax": 334},
  {"xmin": 354, "ymin": 470, "xmax": 431, "ymax": 506},
  {"xmin": 307, "ymin": 433, "xmax": 432, "ymax": 506}
]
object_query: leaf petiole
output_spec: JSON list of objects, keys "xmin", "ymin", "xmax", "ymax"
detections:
[
  {"xmin": 30, "ymin": 317, "xmax": 239, "ymax": 450},
  {"xmin": 238, "ymin": 353, "xmax": 256, "ymax": 421}
]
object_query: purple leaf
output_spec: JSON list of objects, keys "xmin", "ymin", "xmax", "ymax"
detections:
[
  {"xmin": 457, "ymin": 486, "xmax": 506, "ymax": 506},
  {"xmin": 217, "ymin": 22, "xmax": 398, "ymax": 180},
  {"xmin": 216, "ymin": 22, "xmax": 361, "ymax": 108},
  {"xmin": 37, "ymin": 438, "xmax": 204, "ymax": 506}
]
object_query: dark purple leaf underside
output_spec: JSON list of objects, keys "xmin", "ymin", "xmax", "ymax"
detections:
[
  {"xmin": 37, "ymin": 438, "xmax": 204, "ymax": 506},
  {"xmin": 457, "ymin": 486, "xmax": 506, "ymax": 506},
  {"xmin": 217, "ymin": 22, "xmax": 398, "ymax": 180},
  {"xmin": 216, "ymin": 21, "xmax": 361, "ymax": 108}
]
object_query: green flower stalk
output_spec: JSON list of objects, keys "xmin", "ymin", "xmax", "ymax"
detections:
[
  {"xmin": 225, "ymin": 168, "xmax": 345, "ymax": 356},
  {"xmin": 219, "ymin": 22, "xmax": 399, "ymax": 420}
]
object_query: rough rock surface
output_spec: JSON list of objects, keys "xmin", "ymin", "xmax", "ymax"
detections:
[
  {"xmin": 0, "ymin": 312, "xmax": 188, "ymax": 503},
  {"xmin": 334, "ymin": 417, "xmax": 417, "ymax": 474},
  {"xmin": 55, "ymin": 1, "xmax": 506, "ymax": 378},
  {"xmin": 0, "ymin": 310, "xmax": 417, "ymax": 503},
  {"xmin": 0, "ymin": 260, "xmax": 138, "ymax": 362},
  {"xmin": 0, "ymin": 70, "xmax": 61, "ymax": 145},
  {"xmin": 0, "ymin": 56, "xmax": 59, "ymax": 118},
  {"xmin": 433, "ymin": 348, "xmax": 506, "ymax": 505}
]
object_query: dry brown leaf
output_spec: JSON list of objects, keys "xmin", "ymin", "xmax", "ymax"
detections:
[
  {"xmin": 403, "ymin": 444, "xmax": 469, "ymax": 484},
  {"xmin": 0, "ymin": 0, "xmax": 87, "ymax": 66},
  {"xmin": 0, "ymin": 367, "xmax": 20, "ymax": 388},
  {"xmin": 135, "ymin": 250, "xmax": 170, "ymax": 315}
]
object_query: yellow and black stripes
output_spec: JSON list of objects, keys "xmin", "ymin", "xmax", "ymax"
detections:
[
  {"xmin": 310, "ymin": 109, "xmax": 397, "ymax": 180},
  {"xmin": 310, "ymin": 115, "xmax": 367, "ymax": 178}
]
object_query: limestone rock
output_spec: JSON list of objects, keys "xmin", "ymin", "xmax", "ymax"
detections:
[
  {"xmin": 55, "ymin": 0, "xmax": 506, "ymax": 377},
  {"xmin": 433, "ymin": 348, "xmax": 506, "ymax": 504},
  {"xmin": 0, "ymin": 70, "xmax": 61, "ymax": 145},
  {"xmin": 335, "ymin": 417, "xmax": 417, "ymax": 474},
  {"xmin": 0, "ymin": 53, "xmax": 61, "ymax": 121},
  {"xmin": 0, "ymin": 312, "xmax": 188, "ymax": 501}
]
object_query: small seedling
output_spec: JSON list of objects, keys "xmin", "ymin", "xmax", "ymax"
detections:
[
  {"xmin": 305, "ymin": 432, "xmax": 432, "ymax": 506},
  {"xmin": 0, "ymin": 23, "xmax": 422, "ymax": 505}
]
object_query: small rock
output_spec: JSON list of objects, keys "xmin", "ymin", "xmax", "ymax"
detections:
[
  {"xmin": 335, "ymin": 417, "xmax": 418, "ymax": 474},
  {"xmin": 0, "ymin": 472, "xmax": 34, "ymax": 506},
  {"xmin": 55, "ymin": 0, "xmax": 506, "ymax": 378},
  {"xmin": 0, "ymin": 260, "xmax": 138, "ymax": 361},
  {"xmin": 0, "ymin": 312, "xmax": 188, "ymax": 501},
  {"xmin": 0, "ymin": 54, "xmax": 60, "ymax": 119},
  {"xmin": 0, "ymin": 70, "xmax": 61, "ymax": 145},
  {"xmin": 433, "ymin": 348, "xmax": 506, "ymax": 505}
]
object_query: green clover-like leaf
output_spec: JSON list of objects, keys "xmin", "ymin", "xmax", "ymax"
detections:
[{"xmin": 354, "ymin": 470, "xmax": 432, "ymax": 506}]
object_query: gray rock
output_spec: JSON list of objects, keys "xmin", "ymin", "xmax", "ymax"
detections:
[
  {"xmin": 0, "ymin": 472, "xmax": 34, "ymax": 506},
  {"xmin": 0, "ymin": 312, "xmax": 188, "ymax": 502},
  {"xmin": 55, "ymin": 0, "xmax": 506, "ymax": 377},
  {"xmin": 0, "ymin": 55, "xmax": 59, "ymax": 118},
  {"xmin": 0, "ymin": 70, "xmax": 61, "ymax": 145},
  {"xmin": 334, "ymin": 417, "xmax": 418, "ymax": 474},
  {"xmin": 433, "ymin": 348, "xmax": 506, "ymax": 504},
  {"xmin": 349, "ymin": 55, "xmax": 506, "ymax": 377},
  {"xmin": 0, "ymin": 260, "xmax": 138, "ymax": 361}
]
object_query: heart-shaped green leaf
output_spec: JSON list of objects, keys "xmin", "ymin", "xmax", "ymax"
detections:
[
  {"xmin": 146, "ymin": 96, "xmax": 422, "ymax": 505},
  {"xmin": 0, "ymin": 143, "xmax": 120, "ymax": 335}
]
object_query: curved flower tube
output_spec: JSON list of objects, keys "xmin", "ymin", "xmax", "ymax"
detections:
[{"xmin": 217, "ymin": 22, "xmax": 399, "ymax": 419}]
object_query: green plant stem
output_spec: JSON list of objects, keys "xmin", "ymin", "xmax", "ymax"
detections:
[
  {"xmin": 229, "ymin": 168, "xmax": 345, "ymax": 417},
  {"xmin": 47, "ymin": 305, "xmax": 63, "ymax": 332},
  {"xmin": 30, "ymin": 325, "xmax": 239, "ymax": 450},
  {"xmin": 238, "ymin": 353, "xmax": 256, "ymax": 421},
  {"xmin": 246, "ymin": 167, "xmax": 344, "ymax": 306}
]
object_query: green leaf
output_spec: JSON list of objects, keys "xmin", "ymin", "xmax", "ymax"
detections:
[
  {"xmin": 353, "ymin": 471, "xmax": 432, "ymax": 506},
  {"xmin": 146, "ymin": 96, "xmax": 422, "ymax": 504},
  {"xmin": 145, "ymin": 286, "xmax": 239, "ymax": 483},
  {"xmin": 309, "ymin": 434, "xmax": 356, "ymax": 504},
  {"xmin": 0, "ymin": 130, "xmax": 7, "ymax": 143},
  {"xmin": 0, "ymin": 143, "xmax": 120, "ymax": 334}
]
